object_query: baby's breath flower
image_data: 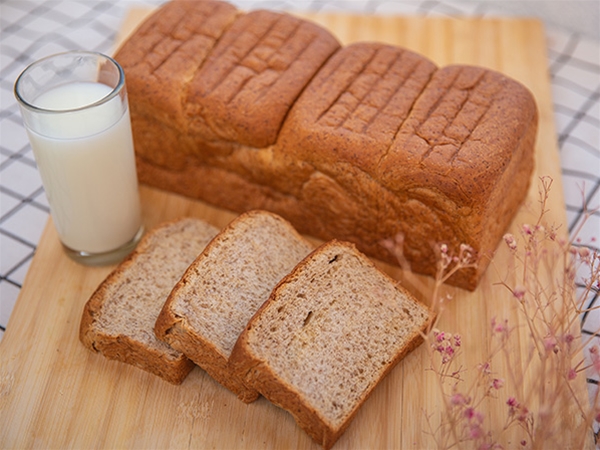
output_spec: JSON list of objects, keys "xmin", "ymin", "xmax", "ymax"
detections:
[
  {"xmin": 453, "ymin": 334, "xmax": 462, "ymax": 348},
  {"xmin": 507, "ymin": 397, "xmax": 516, "ymax": 407},
  {"xmin": 578, "ymin": 246, "xmax": 590, "ymax": 258},
  {"xmin": 492, "ymin": 378, "xmax": 504, "ymax": 390},
  {"xmin": 512, "ymin": 285, "xmax": 526, "ymax": 301},
  {"xmin": 450, "ymin": 392, "xmax": 470, "ymax": 406},
  {"xmin": 503, "ymin": 233, "xmax": 518, "ymax": 250},
  {"xmin": 491, "ymin": 317, "xmax": 509, "ymax": 334},
  {"xmin": 563, "ymin": 333, "xmax": 574, "ymax": 347},
  {"xmin": 543, "ymin": 335, "xmax": 557, "ymax": 353},
  {"xmin": 478, "ymin": 362, "xmax": 491, "ymax": 374}
]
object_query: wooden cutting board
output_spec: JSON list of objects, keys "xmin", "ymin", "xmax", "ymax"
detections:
[{"xmin": 0, "ymin": 7, "xmax": 588, "ymax": 449}]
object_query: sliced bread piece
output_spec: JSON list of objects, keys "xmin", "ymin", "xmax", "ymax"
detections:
[
  {"xmin": 155, "ymin": 210, "xmax": 314, "ymax": 402},
  {"xmin": 79, "ymin": 217, "xmax": 219, "ymax": 384},
  {"xmin": 229, "ymin": 239, "xmax": 434, "ymax": 449}
]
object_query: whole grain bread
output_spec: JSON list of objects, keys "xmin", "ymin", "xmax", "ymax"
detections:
[
  {"xmin": 229, "ymin": 240, "xmax": 434, "ymax": 449},
  {"xmin": 155, "ymin": 210, "xmax": 314, "ymax": 402},
  {"xmin": 115, "ymin": 0, "xmax": 537, "ymax": 290},
  {"xmin": 79, "ymin": 217, "xmax": 219, "ymax": 384}
]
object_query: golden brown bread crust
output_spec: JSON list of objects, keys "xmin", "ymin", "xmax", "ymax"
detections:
[
  {"xmin": 115, "ymin": 0, "xmax": 239, "ymax": 133},
  {"xmin": 186, "ymin": 9, "xmax": 342, "ymax": 147},
  {"xmin": 117, "ymin": 1, "xmax": 537, "ymax": 290},
  {"xmin": 80, "ymin": 300, "xmax": 195, "ymax": 385},
  {"xmin": 154, "ymin": 308, "xmax": 259, "ymax": 402}
]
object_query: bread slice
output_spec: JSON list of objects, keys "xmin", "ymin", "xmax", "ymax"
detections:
[
  {"xmin": 229, "ymin": 240, "xmax": 434, "ymax": 449},
  {"xmin": 155, "ymin": 210, "xmax": 314, "ymax": 402},
  {"xmin": 79, "ymin": 217, "xmax": 219, "ymax": 384}
]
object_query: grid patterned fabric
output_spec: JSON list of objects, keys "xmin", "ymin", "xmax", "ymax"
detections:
[{"xmin": 1, "ymin": 0, "xmax": 599, "ymax": 434}]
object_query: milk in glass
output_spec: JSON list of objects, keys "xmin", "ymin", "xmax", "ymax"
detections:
[{"xmin": 26, "ymin": 81, "xmax": 142, "ymax": 254}]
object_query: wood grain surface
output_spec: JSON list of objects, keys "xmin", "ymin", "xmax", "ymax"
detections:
[{"xmin": 0, "ymin": 7, "xmax": 588, "ymax": 449}]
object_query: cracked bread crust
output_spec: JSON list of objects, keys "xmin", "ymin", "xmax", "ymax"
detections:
[
  {"xmin": 115, "ymin": 0, "xmax": 239, "ymax": 133},
  {"xmin": 185, "ymin": 9, "xmax": 341, "ymax": 148},
  {"xmin": 118, "ymin": 1, "xmax": 537, "ymax": 290}
]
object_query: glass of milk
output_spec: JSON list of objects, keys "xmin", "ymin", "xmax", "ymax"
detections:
[{"xmin": 14, "ymin": 51, "xmax": 143, "ymax": 266}]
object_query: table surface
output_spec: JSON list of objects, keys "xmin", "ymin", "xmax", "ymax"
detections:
[{"xmin": 1, "ymin": 0, "xmax": 599, "ymax": 442}]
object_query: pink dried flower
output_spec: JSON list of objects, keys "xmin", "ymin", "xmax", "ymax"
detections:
[
  {"xmin": 567, "ymin": 368, "xmax": 577, "ymax": 380},
  {"xmin": 431, "ymin": 329, "xmax": 461, "ymax": 365},
  {"xmin": 469, "ymin": 408, "xmax": 484, "ymax": 423},
  {"xmin": 453, "ymin": 334, "xmax": 462, "ymax": 348},
  {"xmin": 492, "ymin": 378, "xmax": 504, "ymax": 390},
  {"xmin": 469, "ymin": 425, "xmax": 483, "ymax": 439},
  {"xmin": 522, "ymin": 224, "xmax": 533, "ymax": 235},
  {"xmin": 589, "ymin": 346, "xmax": 600, "ymax": 375},
  {"xmin": 564, "ymin": 333, "xmax": 574, "ymax": 347},
  {"xmin": 492, "ymin": 317, "xmax": 509, "ymax": 334},
  {"xmin": 543, "ymin": 335, "xmax": 557, "ymax": 353},
  {"xmin": 578, "ymin": 246, "xmax": 590, "ymax": 258},
  {"xmin": 512, "ymin": 285, "xmax": 526, "ymax": 301},
  {"xmin": 478, "ymin": 362, "xmax": 491, "ymax": 374},
  {"xmin": 450, "ymin": 392, "xmax": 470, "ymax": 406},
  {"xmin": 503, "ymin": 233, "xmax": 518, "ymax": 250}
]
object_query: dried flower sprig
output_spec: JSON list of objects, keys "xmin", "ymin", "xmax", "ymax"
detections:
[{"xmin": 421, "ymin": 176, "xmax": 599, "ymax": 449}]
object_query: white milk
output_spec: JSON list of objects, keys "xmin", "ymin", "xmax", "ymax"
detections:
[{"xmin": 27, "ymin": 82, "xmax": 142, "ymax": 254}]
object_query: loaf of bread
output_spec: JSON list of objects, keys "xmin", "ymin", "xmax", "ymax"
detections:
[
  {"xmin": 155, "ymin": 210, "xmax": 314, "ymax": 402},
  {"xmin": 229, "ymin": 240, "xmax": 434, "ymax": 449},
  {"xmin": 115, "ymin": 0, "xmax": 537, "ymax": 290},
  {"xmin": 79, "ymin": 217, "xmax": 219, "ymax": 384}
]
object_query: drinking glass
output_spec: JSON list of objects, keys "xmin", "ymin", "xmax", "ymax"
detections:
[{"xmin": 14, "ymin": 51, "xmax": 144, "ymax": 266}]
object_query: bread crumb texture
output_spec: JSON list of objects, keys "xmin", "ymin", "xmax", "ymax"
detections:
[
  {"xmin": 246, "ymin": 241, "xmax": 431, "ymax": 428},
  {"xmin": 170, "ymin": 211, "xmax": 313, "ymax": 358},
  {"xmin": 86, "ymin": 218, "xmax": 218, "ymax": 359}
]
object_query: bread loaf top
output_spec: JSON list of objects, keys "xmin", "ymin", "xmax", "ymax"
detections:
[
  {"xmin": 279, "ymin": 42, "xmax": 537, "ymax": 208},
  {"xmin": 116, "ymin": 0, "xmax": 239, "ymax": 131},
  {"xmin": 187, "ymin": 9, "xmax": 341, "ymax": 147},
  {"xmin": 115, "ymin": 0, "xmax": 537, "ymax": 290},
  {"xmin": 117, "ymin": 0, "xmax": 340, "ymax": 148}
]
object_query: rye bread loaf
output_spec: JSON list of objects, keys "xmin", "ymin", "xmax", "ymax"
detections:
[
  {"xmin": 79, "ymin": 217, "xmax": 219, "ymax": 384},
  {"xmin": 115, "ymin": 0, "xmax": 537, "ymax": 290},
  {"xmin": 155, "ymin": 210, "xmax": 313, "ymax": 402},
  {"xmin": 229, "ymin": 240, "xmax": 434, "ymax": 449}
]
